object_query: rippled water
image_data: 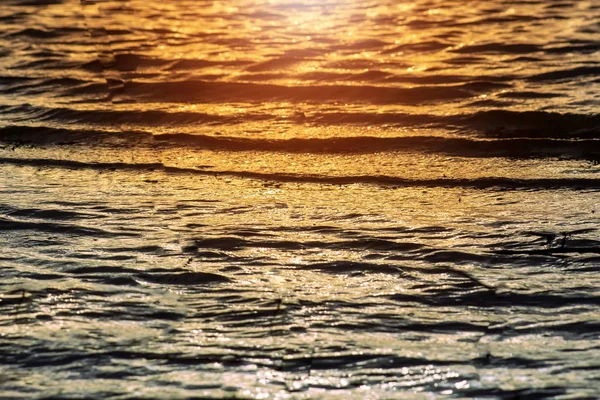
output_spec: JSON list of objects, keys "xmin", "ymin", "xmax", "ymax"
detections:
[{"xmin": 1, "ymin": 0, "xmax": 600, "ymax": 398}]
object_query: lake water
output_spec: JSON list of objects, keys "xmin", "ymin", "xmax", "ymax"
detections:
[{"xmin": 1, "ymin": 0, "xmax": 599, "ymax": 398}]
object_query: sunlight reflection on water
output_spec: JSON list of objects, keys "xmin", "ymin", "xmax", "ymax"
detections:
[{"xmin": 0, "ymin": 0, "xmax": 599, "ymax": 398}]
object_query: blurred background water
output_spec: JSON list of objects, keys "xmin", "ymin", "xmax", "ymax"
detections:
[{"xmin": 0, "ymin": 0, "xmax": 599, "ymax": 398}]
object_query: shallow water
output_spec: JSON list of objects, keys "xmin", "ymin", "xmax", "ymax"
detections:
[{"xmin": 1, "ymin": 0, "xmax": 600, "ymax": 398}]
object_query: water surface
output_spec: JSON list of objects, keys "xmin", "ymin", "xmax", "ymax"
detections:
[{"xmin": 1, "ymin": 0, "xmax": 599, "ymax": 398}]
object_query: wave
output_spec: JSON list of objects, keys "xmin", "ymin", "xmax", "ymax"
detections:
[
  {"xmin": 456, "ymin": 110, "xmax": 600, "ymax": 138},
  {"xmin": 4, "ymin": 27, "xmax": 64, "ymax": 39},
  {"xmin": 4, "ymin": 0, "xmax": 66, "ymax": 5},
  {"xmin": 0, "ymin": 77, "xmax": 97, "ymax": 97},
  {"xmin": 545, "ymin": 42, "xmax": 600, "ymax": 54},
  {"xmin": 448, "ymin": 41, "xmax": 600, "ymax": 56},
  {"xmin": 0, "ymin": 216, "xmax": 138, "ymax": 237},
  {"xmin": 451, "ymin": 43, "xmax": 542, "ymax": 54},
  {"xmin": 390, "ymin": 288, "xmax": 600, "ymax": 309},
  {"xmin": 2, "ymin": 123, "xmax": 599, "ymax": 161},
  {"xmin": 183, "ymin": 237, "xmax": 423, "ymax": 254},
  {"xmin": 0, "ymin": 203, "xmax": 98, "ymax": 220},
  {"xmin": 0, "ymin": 125, "xmax": 151, "ymax": 145},
  {"xmin": 0, "ymin": 105, "xmax": 271, "ymax": 126},
  {"xmin": 309, "ymin": 109, "xmax": 600, "ymax": 139},
  {"xmin": 3, "ymin": 157, "xmax": 600, "ymax": 190},
  {"xmin": 81, "ymin": 54, "xmax": 253, "ymax": 73},
  {"xmin": 153, "ymin": 133, "xmax": 600, "ymax": 159},
  {"xmin": 114, "ymin": 80, "xmax": 473, "ymax": 105},
  {"xmin": 139, "ymin": 271, "xmax": 230, "ymax": 285},
  {"xmin": 1, "ymin": 106, "xmax": 598, "ymax": 139},
  {"xmin": 528, "ymin": 66, "xmax": 600, "ymax": 82}
]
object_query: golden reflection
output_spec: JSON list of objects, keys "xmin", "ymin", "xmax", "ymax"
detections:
[
  {"xmin": 59, "ymin": 0, "xmax": 597, "ymax": 124},
  {"xmin": 1, "ymin": 0, "xmax": 599, "ymax": 398}
]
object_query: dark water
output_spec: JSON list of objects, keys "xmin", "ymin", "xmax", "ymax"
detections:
[{"xmin": 1, "ymin": 0, "xmax": 600, "ymax": 398}]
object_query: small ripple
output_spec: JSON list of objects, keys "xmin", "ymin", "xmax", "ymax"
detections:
[{"xmin": 0, "ymin": 216, "xmax": 137, "ymax": 237}]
